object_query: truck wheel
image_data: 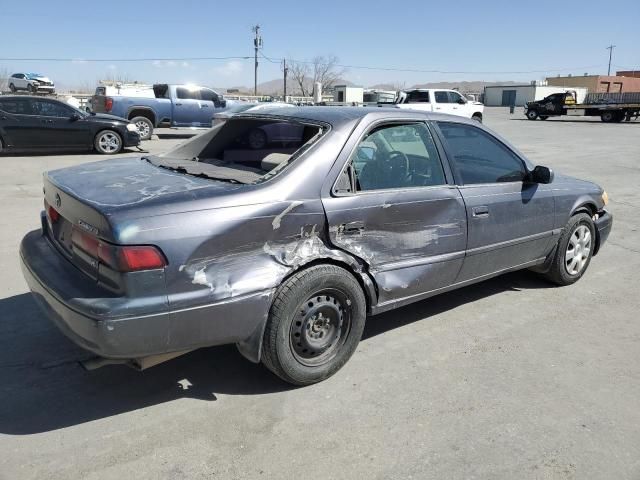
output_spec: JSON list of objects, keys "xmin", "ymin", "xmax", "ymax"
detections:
[
  {"xmin": 472, "ymin": 113, "xmax": 483, "ymax": 123},
  {"xmin": 600, "ymin": 111, "xmax": 615, "ymax": 123},
  {"xmin": 542, "ymin": 213, "xmax": 595, "ymax": 286},
  {"xmin": 261, "ymin": 264, "xmax": 367, "ymax": 386},
  {"xmin": 526, "ymin": 109, "xmax": 539, "ymax": 120},
  {"xmin": 248, "ymin": 128, "xmax": 267, "ymax": 149},
  {"xmin": 94, "ymin": 130, "xmax": 123, "ymax": 154},
  {"xmin": 130, "ymin": 116, "xmax": 153, "ymax": 140},
  {"xmin": 9, "ymin": 83, "xmax": 16, "ymax": 92},
  {"xmin": 27, "ymin": 84, "xmax": 35, "ymax": 94}
]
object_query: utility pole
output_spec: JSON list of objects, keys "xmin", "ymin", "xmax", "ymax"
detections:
[
  {"xmin": 282, "ymin": 58, "xmax": 288, "ymax": 101},
  {"xmin": 606, "ymin": 44, "xmax": 616, "ymax": 76},
  {"xmin": 252, "ymin": 25, "xmax": 262, "ymax": 96}
]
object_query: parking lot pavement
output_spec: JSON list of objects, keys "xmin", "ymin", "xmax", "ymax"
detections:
[{"xmin": 1, "ymin": 108, "xmax": 639, "ymax": 480}]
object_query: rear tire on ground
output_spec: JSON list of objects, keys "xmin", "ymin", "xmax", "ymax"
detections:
[
  {"xmin": 472, "ymin": 113, "xmax": 483, "ymax": 122},
  {"xmin": 542, "ymin": 213, "xmax": 596, "ymax": 286},
  {"xmin": 526, "ymin": 109, "xmax": 539, "ymax": 120},
  {"xmin": 130, "ymin": 116, "xmax": 153, "ymax": 140},
  {"xmin": 94, "ymin": 130, "xmax": 123, "ymax": 154},
  {"xmin": 600, "ymin": 111, "xmax": 616, "ymax": 123},
  {"xmin": 248, "ymin": 128, "xmax": 267, "ymax": 149},
  {"xmin": 261, "ymin": 264, "xmax": 367, "ymax": 386}
]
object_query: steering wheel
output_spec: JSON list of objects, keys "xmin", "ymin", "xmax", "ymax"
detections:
[{"xmin": 386, "ymin": 150, "xmax": 410, "ymax": 184}]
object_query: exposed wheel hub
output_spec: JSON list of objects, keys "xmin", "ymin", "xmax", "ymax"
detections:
[{"xmin": 291, "ymin": 292, "xmax": 349, "ymax": 365}]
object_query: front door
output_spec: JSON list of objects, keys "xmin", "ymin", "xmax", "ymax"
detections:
[
  {"xmin": 30, "ymin": 99, "xmax": 90, "ymax": 148},
  {"xmin": 434, "ymin": 121, "xmax": 556, "ymax": 281},
  {"xmin": 433, "ymin": 90, "xmax": 455, "ymax": 115},
  {"xmin": 322, "ymin": 121, "xmax": 467, "ymax": 309}
]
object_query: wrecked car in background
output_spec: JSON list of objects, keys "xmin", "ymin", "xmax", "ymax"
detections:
[{"xmin": 20, "ymin": 107, "xmax": 612, "ymax": 385}]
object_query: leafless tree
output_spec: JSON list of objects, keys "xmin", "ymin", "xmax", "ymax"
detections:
[
  {"xmin": 287, "ymin": 55, "xmax": 345, "ymax": 96},
  {"xmin": 0, "ymin": 66, "xmax": 10, "ymax": 92}
]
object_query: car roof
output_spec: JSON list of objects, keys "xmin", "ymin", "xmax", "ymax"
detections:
[{"xmin": 236, "ymin": 105, "xmax": 477, "ymax": 127}]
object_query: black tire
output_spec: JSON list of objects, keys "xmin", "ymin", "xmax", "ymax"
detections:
[
  {"xmin": 94, "ymin": 130, "xmax": 123, "ymax": 154},
  {"xmin": 27, "ymin": 84, "xmax": 34, "ymax": 94},
  {"xmin": 526, "ymin": 109, "xmax": 539, "ymax": 120},
  {"xmin": 539, "ymin": 115, "xmax": 549, "ymax": 120},
  {"xmin": 0, "ymin": 137, "xmax": 4, "ymax": 154},
  {"xmin": 248, "ymin": 128, "xmax": 267, "ymax": 150},
  {"xmin": 600, "ymin": 111, "xmax": 615, "ymax": 123},
  {"xmin": 261, "ymin": 264, "xmax": 367, "ymax": 386},
  {"xmin": 130, "ymin": 116, "xmax": 154, "ymax": 140},
  {"xmin": 472, "ymin": 113, "xmax": 483, "ymax": 123},
  {"xmin": 8, "ymin": 83, "xmax": 16, "ymax": 92},
  {"xmin": 543, "ymin": 213, "xmax": 596, "ymax": 286}
]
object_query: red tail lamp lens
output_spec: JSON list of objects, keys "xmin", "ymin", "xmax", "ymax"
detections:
[
  {"xmin": 119, "ymin": 246, "xmax": 167, "ymax": 271},
  {"xmin": 104, "ymin": 97, "xmax": 113, "ymax": 112},
  {"xmin": 48, "ymin": 206, "xmax": 60, "ymax": 223}
]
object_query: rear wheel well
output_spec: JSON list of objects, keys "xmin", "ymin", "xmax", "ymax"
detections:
[
  {"xmin": 280, "ymin": 258, "xmax": 375, "ymax": 314},
  {"xmin": 128, "ymin": 108, "xmax": 156, "ymax": 125}
]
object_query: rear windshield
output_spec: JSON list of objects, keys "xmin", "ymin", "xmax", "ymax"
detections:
[{"xmin": 152, "ymin": 116, "xmax": 326, "ymax": 184}]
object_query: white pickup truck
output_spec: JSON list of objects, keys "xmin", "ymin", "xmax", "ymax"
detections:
[{"xmin": 394, "ymin": 89, "xmax": 484, "ymax": 122}]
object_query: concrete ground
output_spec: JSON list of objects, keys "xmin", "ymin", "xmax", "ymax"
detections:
[{"xmin": 0, "ymin": 109, "xmax": 638, "ymax": 480}]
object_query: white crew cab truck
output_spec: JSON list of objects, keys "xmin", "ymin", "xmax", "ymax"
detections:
[{"xmin": 394, "ymin": 89, "xmax": 484, "ymax": 122}]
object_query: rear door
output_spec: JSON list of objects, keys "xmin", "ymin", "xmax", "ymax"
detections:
[
  {"xmin": 322, "ymin": 120, "xmax": 467, "ymax": 309},
  {"xmin": 0, "ymin": 97, "xmax": 46, "ymax": 148},
  {"xmin": 435, "ymin": 121, "xmax": 555, "ymax": 281}
]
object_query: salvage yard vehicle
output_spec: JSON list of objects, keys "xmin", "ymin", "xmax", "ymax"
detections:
[
  {"xmin": 525, "ymin": 91, "xmax": 640, "ymax": 122},
  {"xmin": 20, "ymin": 107, "xmax": 612, "ymax": 385},
  {"xmin": 395, "ymin": 88, "xmax": 484, "ymax": 122},
  {"xmin": 8, "ymin": 72, "xmax": 56, "ymax": 94},
  {"xmin": 0, "ymin": 96, "xmax": 140, "ymax": 154},
  {"xmin": 91, "ymin": 83, "xmax": 226, "ymax": 140}
]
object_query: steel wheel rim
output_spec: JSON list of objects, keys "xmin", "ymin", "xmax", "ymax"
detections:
[
  {"xmin": 135, "ymin": 121, "xmax": 150, "ymax": 138},
  {"xmin": 99, "ymin": 132, "xmax": 120, "ymax": 153},
  {"xmin": 565, "ymin": 224, "xmax": 591, "ymax": 275},
  {"xmin": 289, "ymin": 288, "xmax": 352, "ymax": 367},
  {"xmin": 248, "ymin": 130, "xmax": 265, "ymax": 149}
]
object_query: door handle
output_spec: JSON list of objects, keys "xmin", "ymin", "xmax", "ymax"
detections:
[
  {"xmin": 339, "ymin": 221, "xmax": 364, "ymax": 235},
  {"xmin": 175, "ymin": 102, "xmax": 182, "ymax": 106},
  {"xmin": 472, "ymin": 206, "xmax": 489, "ymax": 218},
  {"xmin": 200, "ymin": 104, "xmax": 209, "ymax": 108}
]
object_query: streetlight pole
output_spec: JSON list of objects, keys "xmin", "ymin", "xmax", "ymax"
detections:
[
  {"xmin": 606, "ymin": 44, "xmax": 616, "ymax": 76},
  {"xmin": 282, "ymin": 58, "xmax": 288, "ymax": 101},
  {"xmin": 252, "ymin": 25, "xmax": 262, "ymax": 96}
]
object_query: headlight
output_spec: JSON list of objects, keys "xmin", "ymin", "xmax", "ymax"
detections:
[
  {"xmin": 601, "ymin": 190, "xmax": 609, "ymax": 206},
  {"xmin": 126, "ymin": 123, "xmax": 138, "ymax": 132}
]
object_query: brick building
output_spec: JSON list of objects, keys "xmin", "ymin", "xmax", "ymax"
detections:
[{"xmin": 546, "ymin": 74, "xmax": 640, "ymax": 93}]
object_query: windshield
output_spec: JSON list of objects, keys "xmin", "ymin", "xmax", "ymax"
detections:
[
  {"xmin": 26, "ymin": 73, "xmax": 44, "ymax": 79},
  {"xmin": 154, "ymin": 116, "xmax": 326, "ymax": 185},
  {"xmin": 227, "ymin": 103, "xmax": 258, "ymax": 114}
]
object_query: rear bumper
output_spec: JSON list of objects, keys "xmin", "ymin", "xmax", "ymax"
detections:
[
  {"xmin": 594, "ymin": 209, "xmax": 612, "ymax": 254},
  {"xmin": 20, "ymin": 228, "xmax": 272, "ymax": 359}
]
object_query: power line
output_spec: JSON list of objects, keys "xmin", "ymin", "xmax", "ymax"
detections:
[{"xmin": 0, "ymin": 56, "xmax": 252, "ymax": 62}]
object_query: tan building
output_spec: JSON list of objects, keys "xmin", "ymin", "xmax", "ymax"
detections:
[{"xmin": 546, "ymin": 74, "xmax": 640, "ymax": 93}]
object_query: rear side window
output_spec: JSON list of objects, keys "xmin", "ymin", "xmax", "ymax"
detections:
[
  {"xmin": 176, "ymin": 87, "xmax": 201, "ymax": 100},
  {"xmin": 0, "ymin": 98, "xmax": 31, "ymax": 114},
  {"xmin": 438, "ymin": 122, "xmax": 526, "ymax": 184},
  {"xmin": 406, "ymin": 91, "xmax": 430, "ymax": 103}
]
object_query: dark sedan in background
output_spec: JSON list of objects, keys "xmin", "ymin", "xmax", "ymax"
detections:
[
  {"xmin": 0, "ymin": 96, "xmax": 140, "ymax": 155},
  {"xmin": 20, "ymin": 107, "xmax": 612, "ymax": 386}
]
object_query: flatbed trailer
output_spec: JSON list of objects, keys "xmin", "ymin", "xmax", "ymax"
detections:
[{"xmin": 525, "ymin": 91, "xmax": 640, "ymax": 122}]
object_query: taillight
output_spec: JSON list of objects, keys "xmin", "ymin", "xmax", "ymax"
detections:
[
  {"xmin": 47, "ymin": 205, "xmax": 60, "ymax": 223},
  {"xmin": 72, "ymin": 226, "xmax": 167, "ymax": 272},
  {"xmin": 104, "ymin": 97, "xmax": 113, "ymax": 112}
]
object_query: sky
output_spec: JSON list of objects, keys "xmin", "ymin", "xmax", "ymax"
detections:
[{"xmin": 1, "ymin": 0, "xmax": 638, "ymax": 91}]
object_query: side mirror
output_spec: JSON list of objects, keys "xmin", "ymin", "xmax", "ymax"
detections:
[
  {"xmin": 530, "ymin": 165, "xmax": 554, "ymax": 184},
  {"xmin": 70, "ymin": 113, "xmax": 81, "ymax": 121},
  {"xmin": 457, "ymin": 98, "xmax": 467, "ymax": 104}
]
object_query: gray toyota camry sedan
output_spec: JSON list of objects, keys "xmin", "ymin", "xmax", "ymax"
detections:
[{"xmin": 20, "ymin": 107, "xmax": 612, "ymax": 385}]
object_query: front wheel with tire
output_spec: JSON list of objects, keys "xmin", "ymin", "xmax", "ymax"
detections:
[
  {"xmin": 27, "ymin": 84, "xmax": 35, "ymax": 94},
  {"xmin": 130, "ymin": 116, "xmax": 153, "ymax": 140},
  {"xmin": 94, "ymin": 130, "xmax": 123, "ymax": 154},
  {"xmin": 261, "ymin": 265, "xmax": 367, "ymax": 386},
  {"xmin": 526, "ymin": 109, "xmax": 539, "ymax": 120},
  {"xmin": 9, "ymin": 83, "xmax": 16, "ymax": 92},
  {"xmin": 543, "ymin": 213, "xmax": 595, "ymax": 286},
  {"xmin": 472, "ymin": 113, "xmax": 483, "ymax": 123}
]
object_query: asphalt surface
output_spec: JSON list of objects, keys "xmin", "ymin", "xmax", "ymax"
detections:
[{"xmin": 1, "ymin": 111, "xmax": 639, "ymax": 480}]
